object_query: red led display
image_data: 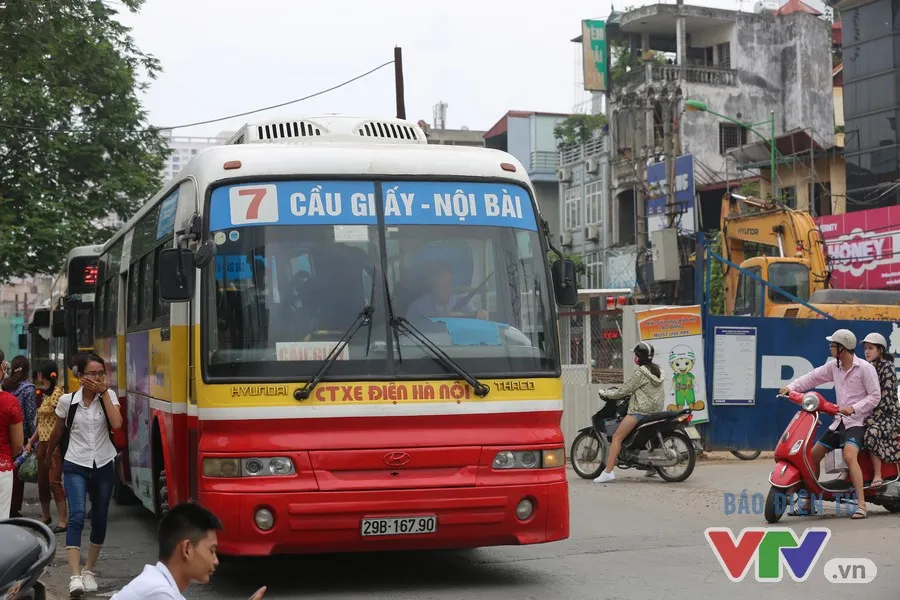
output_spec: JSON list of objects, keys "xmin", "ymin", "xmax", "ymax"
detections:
[{"xmin": 83, "ymin": 264, "xmax": 98, "ymax": 286}]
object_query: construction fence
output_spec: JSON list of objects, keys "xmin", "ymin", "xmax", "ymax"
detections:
[{"xmin": 559, "ymin": 307, "xmax": 624, "ymax": 445}]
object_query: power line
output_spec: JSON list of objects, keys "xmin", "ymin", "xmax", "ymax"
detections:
[{"xmin": 0, "ymin": 59, "xmax": 395, "ymax": 135}]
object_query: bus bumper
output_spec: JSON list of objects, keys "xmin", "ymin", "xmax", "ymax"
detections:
[{"xmin": 201, "ymin": 481, "xmax": 569, "ymax": 556}]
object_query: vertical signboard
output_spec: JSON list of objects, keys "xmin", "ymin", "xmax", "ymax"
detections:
[
  {"xmin": 582, "ymin": 20, "xmax": 608, "ymax": 92},
  {"xmin": 636, "ymin": 305, "xmax": 709, "ymax": 424},
  {"xmin": 646, "ymin": 153, "xmax": 696, "ymax": 233}
]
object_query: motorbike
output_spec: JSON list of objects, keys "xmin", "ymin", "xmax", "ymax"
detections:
[
  {"xmin": 764, "ymin": 390, "xmax": 900, "ymax": 523},
  {"xmin": 570, "ymin": 389, "xmax": 698, "ymax": 482},
  {"xmin": 0, "ymin": 517, "xmax": 56, "ymax": 600}
]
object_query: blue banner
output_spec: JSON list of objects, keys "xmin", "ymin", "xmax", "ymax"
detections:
[
  {"xmin": 704, "ymin": 315, "xmax": 897, "ymax": 451},
  {"xmin": 209, "ymin": 181, "xmax": 378, "ymax": 231},
  {"xmin": 646, "ymin": 154, "xmax": 694, "ymax": 219},
  {"xmin": 208, "ymin": 181, "xmax": 538, "ymax": 231},
  {"xmin": 380, "ymin": 182, "xmax": 537, "ymax": 230}
]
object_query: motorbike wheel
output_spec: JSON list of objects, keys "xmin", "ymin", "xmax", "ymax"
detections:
[
  {"xmin": 765, "ymin": 486, "xmax": 787, "ymax": 523},
  {"xmin": 654, "ymin": 431, "xmax": 696, "ymax": 482},
  {"xmin": 570, "ymin": 431, "xmax": 607, "ymax": 480},
  {"xmin": 731, "ymin": 450, "xmax": 762, "ymax": 461}
]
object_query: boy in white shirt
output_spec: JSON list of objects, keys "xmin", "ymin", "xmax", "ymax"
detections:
[{"xmin": 111, "ymin": 503, "xmax": 266, "ymax": 600}]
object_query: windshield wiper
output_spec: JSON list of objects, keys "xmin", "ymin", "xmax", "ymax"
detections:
[
  {"xmin": 390, "ymin": 315, "xmax": 491, "ymax": 398},
  {"xmin": 294, "ymin": 304, "xmax": 374, "ymax": 401}
]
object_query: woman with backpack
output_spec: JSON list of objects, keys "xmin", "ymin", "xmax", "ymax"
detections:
[
  {"xmin": 4, "ymin": 355, "xmax": 37, "ymax": 518},
  {"xmin": 44, "ymin": 353, "xmax": 122, "ymax": 598}
]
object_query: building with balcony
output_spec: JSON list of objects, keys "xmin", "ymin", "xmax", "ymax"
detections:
[
  {"xmin": 555, "ymin": 138, "xmax": 612, "ymax": 289},
  {"xmin": 606, "ymin": 4, "xmax": 835, "ymax": 236},
  {"xmin": 484, "ymin": 110, "xmax": 576, "ymax": 244}
]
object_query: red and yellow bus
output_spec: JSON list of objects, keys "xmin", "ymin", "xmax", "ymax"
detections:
[{"xmin": 93, "ymin": 115, "xmax": 578, "ymax": 555}]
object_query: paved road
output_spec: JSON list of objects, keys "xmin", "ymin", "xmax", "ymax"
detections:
[{"xmin": 25, "ymin": 455, "xmax": 900, "ymax": 599}]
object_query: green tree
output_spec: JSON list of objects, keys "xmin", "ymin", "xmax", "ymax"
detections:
[
  {"xmin": 706, "ymin": 232, "xmax": 725, "ymax": 315},
  {"xmin": 553, "ymin": 114, "xmax": 608, "ymax": 148},
  {"xmin": 0, "ymin": 0, "xmax": 169, "ymax": 280},
  {"xmin": 548, "ymin": 251, "xmax": 587, "ymax": 277}
]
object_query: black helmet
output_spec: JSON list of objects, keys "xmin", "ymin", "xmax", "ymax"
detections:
[{"xmin": 634, "ymin": 341, "xmax": 654, "ymax": 363}]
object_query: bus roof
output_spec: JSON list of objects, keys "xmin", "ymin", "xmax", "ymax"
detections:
[
  {"xmin": 101, "ymin": 116, "xmax": 539, "ymax": 254},
  {"xmin": 66, "ymin": 244, "xmax": 103, "ymax": 263}
]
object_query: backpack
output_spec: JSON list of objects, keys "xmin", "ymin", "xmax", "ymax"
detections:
[{"xmin": 59, "ymin": 389, "xmax": 119, "ymax": 460}]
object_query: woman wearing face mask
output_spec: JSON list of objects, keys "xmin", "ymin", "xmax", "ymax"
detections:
[
  {"xmin": 45, "ymin": 353, "xmax": 122, "ymax": 597},
  {"xmin": 593, "ymin": 342, "xmax": 666, "ymax": 483},
  {"xmin": 861, "ymin": 333, "xmax": 900, "ymax": 488}
]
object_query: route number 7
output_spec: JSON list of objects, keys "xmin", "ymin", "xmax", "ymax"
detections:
[{"xmin": 229, "ymin": 184, "xmax": 278, "ymax": 225}]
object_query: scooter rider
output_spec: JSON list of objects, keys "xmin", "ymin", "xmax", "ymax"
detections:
[{"xmin": 779, "ymin": 328, "xmax": 881, "ymax": 519}]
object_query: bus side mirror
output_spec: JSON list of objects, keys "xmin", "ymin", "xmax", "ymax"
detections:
[
  {"xmin": 159, "ymin": 248, "xmax": 196, "ymax": 302},
  {"xmin": 51, "ymin": 309, "xmax": 67, "ymax": 338},
  {"xmin": 18, "ymin": 334, "xmax": 26, "ymax": 350},
  {"xmin": 551, "ymin": 258, "xmax": 578, "ymax": 307}
]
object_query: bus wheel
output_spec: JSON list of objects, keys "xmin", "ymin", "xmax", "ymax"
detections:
[{"xmin": 155, "ymin": 468, "xmax": 170, "ymax": 518}]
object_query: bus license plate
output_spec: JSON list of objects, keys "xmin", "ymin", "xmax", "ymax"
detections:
[
  {"xmin": 685, "ymin": 426, "xmax": 701, "ymax": 440},
  {"xmin": 361, "ymin": 516, "xmax": 438, "ymax": 537}
]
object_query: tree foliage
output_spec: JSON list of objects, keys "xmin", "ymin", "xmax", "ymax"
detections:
[
  {"xmin": 0, "ymin": 0, "xmax": 169, "ymax": 280},
  {"xmin": 706, "ymin": 232, "xmax": 725, "ymax": 315},
  {"xmin": 553, "ymin": 114, "xmax": 608, "ymax": 148},
  {"xmin": 548, "ymin": 251, "xmax": 588, "ymax": 277}
]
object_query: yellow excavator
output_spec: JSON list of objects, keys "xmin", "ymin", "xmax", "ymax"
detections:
[
  {"xmin": 718, "ymin": 193, "xmax": 900, "ymax": 320},
  {"xmin": 720, "ymin": 192, "xmax": 830, "ymax": 317}
]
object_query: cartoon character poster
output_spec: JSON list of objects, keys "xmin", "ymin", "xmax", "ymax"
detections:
[{"xmin": 636, "ymin": 305, "xmax": 709, "ymax": 425}]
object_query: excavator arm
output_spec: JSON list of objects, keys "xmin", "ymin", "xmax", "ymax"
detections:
[{"xmin": 719, "ymin": 193, "xmax": 831, "ymax": 315}]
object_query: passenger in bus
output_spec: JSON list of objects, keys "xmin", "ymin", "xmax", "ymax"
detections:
[
  {"xmin": 406, "ymin": 261, "xmax": 488, "ymax": 321},
  {"xmin": 45, "ymin": 353, "xmax": 123, "ymax": 597},
  {"xmin": 25, "ymin": 360, "xmax": 68, "ymax": 532},
  {"xmin": 4, "ymin": 355, "xmax": 37, "ymax": 518}
]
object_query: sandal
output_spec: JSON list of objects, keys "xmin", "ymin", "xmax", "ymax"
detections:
[
  {"xmin": 851, "ymin": 506, "xmax": 868, "ymax": 519},
  {"xmin": 871, "ymin": 478, "xmax": 884, "ymax": 488},
  {"xmin": 789, "ymin": 499, "xmax": 813, "ymax": 516},
  {"xmin": 53, "ymin": 525, "xmax": 67, "ymax": 534}
]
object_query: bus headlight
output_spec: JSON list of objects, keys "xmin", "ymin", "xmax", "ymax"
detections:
[
  {"xmin": 202, "ymin": 457, "xmax": 296, "ymax": 478},
  {"xmin": 492, "ymin": 449, "xmax": 565, "ymax": 469}
]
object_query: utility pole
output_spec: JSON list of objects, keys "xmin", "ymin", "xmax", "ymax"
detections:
[
  {"xmin": 664, "ymin": 99, "xmax": 676, "ymax": 228},
  {"xmin": 394, "ymin": 47, "xmax": 406, "ymax": 119}
]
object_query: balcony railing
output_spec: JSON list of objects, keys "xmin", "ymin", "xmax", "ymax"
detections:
[
  {"xmin": 530, "ymin": 150, "xmax": 558, "ymax": 174},
  {"xmin": 620, "ymin": 63, "xmax": 738, "ymax": 88},
  {"xmin": 558, "ymin": 137, "xmax": 606, "ymax": 166}
]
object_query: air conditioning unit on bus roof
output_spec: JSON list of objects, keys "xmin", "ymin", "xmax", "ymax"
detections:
[{"xmin": 224, "ymin": 115, "xmax": 429, "ymax": 146}]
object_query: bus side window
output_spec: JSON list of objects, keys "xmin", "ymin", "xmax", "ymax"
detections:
[{"xmin": 127, "ymin": 262, "xmax": 140, "ymax": 328}]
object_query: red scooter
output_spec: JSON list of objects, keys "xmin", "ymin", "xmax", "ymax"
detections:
[{"xmin": 764, "ymin": 390, "xmax": 900, "ymax": 523}]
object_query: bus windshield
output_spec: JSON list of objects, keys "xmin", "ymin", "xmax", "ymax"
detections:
[{"xmin": 203, "ymin": 179, "xmax": 558, "ymax": 381}]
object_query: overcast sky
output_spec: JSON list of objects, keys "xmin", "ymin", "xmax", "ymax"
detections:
[{"xmin": 118, "ymin": 0, "xmax": 829, "ymax": 138}]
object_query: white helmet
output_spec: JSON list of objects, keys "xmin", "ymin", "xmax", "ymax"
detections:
[
  {"xmin": 863, "ymin": 332, "xmax": 888, "ymax": 350},
  {"xmin": 826, "ymin": 329, "xmax": 857, "ymax": 350}
]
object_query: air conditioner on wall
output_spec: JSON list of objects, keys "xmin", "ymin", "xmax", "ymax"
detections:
[
  {"xmin": 586, "ymin": 158, "xmax": 599, "ymax": 174},
  {"xmin": 586, "ymin": 224, "xmax": 600, "ymax": 241},
  {"xmin": 557, "ymin": 167, "xmax": 572, "ymax": 182},
  {"xmin": 561, "ymin": 231, "xmax": 573, "ymax": 247}
]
